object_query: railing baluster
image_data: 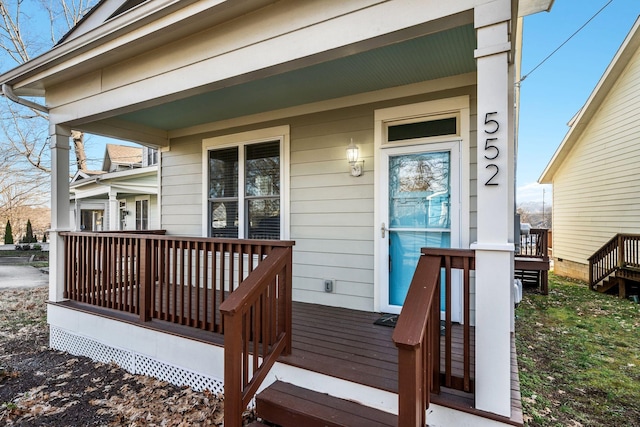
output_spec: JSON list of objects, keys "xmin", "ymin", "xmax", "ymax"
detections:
[
  {"xmin": 211, "ymin": 242, "xmax": 219, "ymax": 332},
  {"xmin": 444, "ymin": 255, "xmax": 452, "ymax": 388},
  {"xmin": 187, "ymin": 240, "xmax": 193, "ymax": 326}
]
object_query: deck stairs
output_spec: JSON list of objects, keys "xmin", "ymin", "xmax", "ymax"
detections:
[
  {"xmin": 250, "ymin": 381, "xmax": 397, "ymax": 427},
  {"xmin": 589, "ymin": 233, "xmax": 640, "ymax": 298}
]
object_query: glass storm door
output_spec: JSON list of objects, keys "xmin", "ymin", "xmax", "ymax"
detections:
[{"xmin": 380, "ymin": 143, "xmax": 460, "ymax": 316}]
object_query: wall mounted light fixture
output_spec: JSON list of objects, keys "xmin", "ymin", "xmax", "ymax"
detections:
[{"xmin": 346, "ymin": 138, "xmax": 363, "ymax": 177}]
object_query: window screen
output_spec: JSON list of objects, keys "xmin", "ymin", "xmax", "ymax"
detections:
[{"xmin": 208, "ymin": 141, "xmax": 280, "ymax": 239}]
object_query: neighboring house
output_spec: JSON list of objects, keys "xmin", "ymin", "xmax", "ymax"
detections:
[
  {"xmin": 70, "ymin": 144, "xmax": 159, "ymax": 231},
  {"xmin": 540, "ymin": 17, "xmax": 640, "ymax": 283},
  {"xmin": 0, "ymin": 1, "xmax": 553, "ymax": 425}
]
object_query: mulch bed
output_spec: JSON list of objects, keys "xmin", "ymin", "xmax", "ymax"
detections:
[{"xmin": 0, "ymin": 285, "xmax": 254, "ymax": 426}]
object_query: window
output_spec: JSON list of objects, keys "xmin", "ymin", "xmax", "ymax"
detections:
[
  {"xmin": 388, "ymin": 117, "xmax": 458, "ymax": 142},
  {"xmin": 136, "ymin": 199, "xmax": 149, "ymax": 230},
  {"xmin": 119, "ymin": 201, "xmax": 127, "ymax": 230},
  {"xmin": 208, "ymin": 140, "xmax": 281, "ymax": 239},
  {"xmin": 80, "ymin": 209, "xmax": 104, "ymax": 231},
  {"xmin": 146, "ymin": 148, "xmax": 158, "ymax": 166}
]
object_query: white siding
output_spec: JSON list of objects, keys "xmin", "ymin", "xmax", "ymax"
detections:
[
  {"xmin": 552, "ymin": 47, "xmax": 640, "ymax": 265},
  {"xmin": 161, "ymin": 88, "xmax": 477, "ymax": 312},
  {"xmin": 161, "ymin": 141, "xmax": 203, "ymax": 236},
  {"xmin": 289, "ymin": 107, "xmax": 375, "ymax": 310}
]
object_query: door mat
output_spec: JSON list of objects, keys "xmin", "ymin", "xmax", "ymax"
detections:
[
  {"xmin": 373, "ymin": 315, "xmax": 446, "ymax": 335},
  {"xmin": 373, "ymin": 313, "xmax": 398, "ymax": 327}
]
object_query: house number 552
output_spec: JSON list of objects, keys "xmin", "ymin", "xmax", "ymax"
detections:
[{"xmin": 483, "ymin": 112, "xmax": 499, "ymax": 186}]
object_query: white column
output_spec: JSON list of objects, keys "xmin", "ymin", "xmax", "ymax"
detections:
[
  {"xmin": 108, "ymin": 191, "xmax": 119, "ymax": 230},
  {"xmin": 470, "ymin": 2, "xmax": 515, "ymax": 417},
  {"xmin": 49, "ymin": 124, "xmax": 72, "ymax": 302}
]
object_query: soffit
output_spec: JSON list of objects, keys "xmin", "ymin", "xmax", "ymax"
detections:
[{"xmin": 115, "ymin": 24, "xmax": 477, "ymax": 131}]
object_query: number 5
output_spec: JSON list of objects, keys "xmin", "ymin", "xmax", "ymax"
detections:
[
  {"xmin": 484, "ymin": 138, "xmax": 499, "ymax": 160},
  {"xmin": 484, "ymin": 112, "xmax": 499, "ymax": 134}
]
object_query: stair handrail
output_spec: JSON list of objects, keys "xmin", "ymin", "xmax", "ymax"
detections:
[
  {"xmin": 393, "ymin": 254, "xmax": 440, "ymax": 427},
  {"xmin": 393, "ymin": 248, "xmax": 475, "ymax": 427},
  {"xmin": 220, "ymin": 245, "xmax": 293, "ymax": 427},
  {"xmin": 588, "ymin": 233, "xmax": 640, "ymax": 289}
]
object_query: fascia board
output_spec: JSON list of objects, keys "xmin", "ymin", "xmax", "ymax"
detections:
[{"xmin": 0, "ymin": 0, "xmax": 259, "ymax": 92}]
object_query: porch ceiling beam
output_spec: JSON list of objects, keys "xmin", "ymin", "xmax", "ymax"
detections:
[{"xmin": 73, "ymin": 118, "xmax": 169, "ymax": 147}]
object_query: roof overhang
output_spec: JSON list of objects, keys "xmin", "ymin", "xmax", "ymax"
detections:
[
  {"xmin": 539, "ymin": 16, "xmax": 640, "ymax": 183},
  {"xmin": 517, "ymin": 0, "xmax": 554, "ymax": 17},
  {"xmin": 70, "ymin": 165, "xmax": 158, "ymax": 189},
  {"xmin": 0, "ymin": 0, "xmax": 276, "ymax": 95},
  {"xmin": 0, "ymin": 1, "xmax": 492, "ymax": 145}
]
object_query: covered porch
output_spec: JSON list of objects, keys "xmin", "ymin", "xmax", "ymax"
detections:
[{"xmin": 50, "ymin": 232, "xmax": 523, "ymax": 426}]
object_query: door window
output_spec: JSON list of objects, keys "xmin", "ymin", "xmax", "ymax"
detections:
[{"xmin": 388, "ymin": 151, "xmax": 451, "ymax": 306}]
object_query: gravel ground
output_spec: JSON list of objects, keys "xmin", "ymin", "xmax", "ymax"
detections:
[{"xmin": 0, "ymin": 285, "xmax": 254, "ymax": 426}]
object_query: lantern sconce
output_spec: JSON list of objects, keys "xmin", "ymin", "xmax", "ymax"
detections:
[{"xmin": 346, "ymin": 138, "xmax": 363, "ymax": 177}]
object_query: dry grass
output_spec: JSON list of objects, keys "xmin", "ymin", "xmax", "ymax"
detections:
[
  {"xmin": 516, "ymin": 274, "xmax": 640, "ymax": 426},
  {"xmin": 0, "ymin": 286, "xmax": 255, "ymax": 426}
]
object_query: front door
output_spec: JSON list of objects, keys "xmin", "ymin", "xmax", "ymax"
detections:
[{"xmin": 380, "ymin": 142, "xmax": 460, "ymax": 317}]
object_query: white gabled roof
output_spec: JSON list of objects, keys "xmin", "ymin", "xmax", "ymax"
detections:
[
  {"xmin": 539, "ymin": 16, "xmax": 640, "ymax": 184},
  {"xmin": 103, "ymin": 144, "xmax": 142, "ymax": 171}
]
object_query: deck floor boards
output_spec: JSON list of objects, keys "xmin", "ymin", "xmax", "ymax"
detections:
[{"xmin": 57, "ymin": 298, "xmax": 522, "ymax": 426}]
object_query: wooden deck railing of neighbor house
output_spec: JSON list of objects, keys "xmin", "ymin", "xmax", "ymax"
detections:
[
  {"xmin": 515, "ymin": 228, "xmax": 550, "ymax": 294},
  {"xmin": 219, "ymin": 246, "xmax": 292, "ymax": 427},
  {"xmin": 518, "ymin": 228, "xmax": 549, "ymax": 259},
  {"xmin": 589, "ymin": 233, "xmax": 640, "ymax": 289},
  {"xmin": 393, "ymin": 248, "xmax": 475, "ymax": 427}
]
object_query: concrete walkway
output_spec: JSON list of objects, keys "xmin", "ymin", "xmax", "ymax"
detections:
[
  {"xmin": 0, "ymin": 257, "xmax": 49, "ymax": 289},
  {"xmin": 0, "ymin": 242, "xmax": 50, "ymax": 288},
  {"xmin": 0, "ymin": 264, "xmax": 49, "ymax": 289}
]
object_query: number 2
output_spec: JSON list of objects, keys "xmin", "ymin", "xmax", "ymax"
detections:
[{"xmin": 485, "ymin": 164, "xmax": 499, "ymax": 186}]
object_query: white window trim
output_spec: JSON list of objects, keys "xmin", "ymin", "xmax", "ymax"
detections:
[
  {"xmin": 373, "ymin": 96, "xmax": 470, "ymax": 313},
  {"xmin": 201, "ymin": 125, "xmax": 290, "ymax": 239},
  {"xmin": 135, "ymin": 196, "xmax": 150, "ymax": 230}
]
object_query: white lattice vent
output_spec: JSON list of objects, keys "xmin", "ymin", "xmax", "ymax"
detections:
[
  {"xmin": 50, "ymin": 326, "xmax": 134, "ymax": 370},
  {"xmin": 49, "ymin": 326, "xmax": 223, "ymax": 395},
  {"xmin": 134, "ymin": 353, "xmax": 223, "ymax": 394}
]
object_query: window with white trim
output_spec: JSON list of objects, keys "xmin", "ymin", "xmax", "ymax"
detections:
[
  {"xmin": 135, "ymin": 198, "xmax": 149, "ymax": 230},
  {"xmin": 208, "ymin": 140, "xmax": 281, "ymax": 239}
]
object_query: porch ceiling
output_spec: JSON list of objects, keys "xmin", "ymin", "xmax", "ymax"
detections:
[{"xmin": 115, "ymin": 24, "xmax": 476, "ymax": 132}]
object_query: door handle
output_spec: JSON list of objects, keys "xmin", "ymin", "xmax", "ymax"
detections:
[{"xmin": 381, "ymin": 222, "xmax": 387, "ymax": 238}]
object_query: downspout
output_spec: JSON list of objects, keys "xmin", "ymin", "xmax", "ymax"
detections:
[{"xmin": 2, "ymin": 83, "xmax": 49, "ymax": 113}]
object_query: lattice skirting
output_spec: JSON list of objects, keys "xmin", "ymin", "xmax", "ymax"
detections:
[{"xmin": 49, "ymin": 326, "xmax": 224, "ymax": 395}]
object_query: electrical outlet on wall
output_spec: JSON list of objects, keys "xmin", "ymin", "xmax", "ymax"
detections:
[{"xmin": 323, "ymin": 279, "xmax": 334, "ymax": 293}]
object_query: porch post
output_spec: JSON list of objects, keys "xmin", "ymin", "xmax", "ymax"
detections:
[
  {"xmin": 470, "ymin": 1, "xmax": 514, "ymax": 417},
  {"xmin": 49, "ymin": 124, "xmax": 72, "ymax": 302},
  {"xmin": 108, "ymin": 191, "xmax": 119, "ymax": 230}
]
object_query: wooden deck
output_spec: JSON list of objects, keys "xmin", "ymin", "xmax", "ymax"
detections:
[{"xmin": 57, "ymin": 299, "xmax": 523, "ymax": 426}]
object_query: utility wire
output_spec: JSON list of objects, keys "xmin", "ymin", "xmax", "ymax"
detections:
[{"xmin": 519, "ymin": 0, "xmax": 614, "ymax": 83}]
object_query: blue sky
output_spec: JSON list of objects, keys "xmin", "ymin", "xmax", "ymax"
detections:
[
  {"xmin": 518, "ymin": 0, "xmax": 640, "ymax": 203},
  {"xmin": 84, "ymin": 1, "xmax": 640, "ymax": 204},
  {"xmin": 4, "ymin": 1, "xmax": 639, "ymax": 198}
]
